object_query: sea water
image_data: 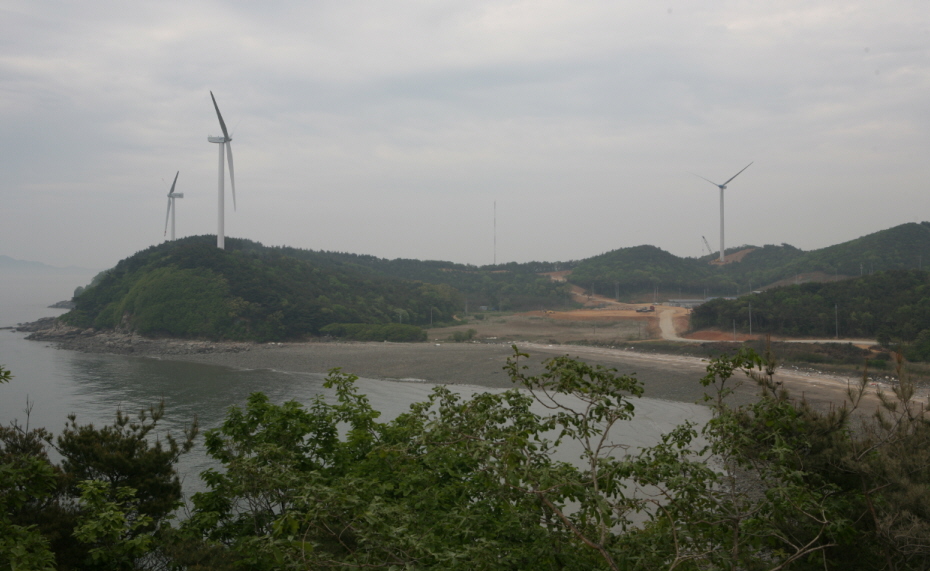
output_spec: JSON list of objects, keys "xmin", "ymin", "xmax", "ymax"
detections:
[{"xmin": 0, "ymin": 270, "xmax": 711, "ymax": 497}]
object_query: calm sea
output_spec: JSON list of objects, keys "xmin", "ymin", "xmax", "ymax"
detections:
[{"xmin": 0, "ymin": 270, "xmax": 711, "ymax": 495}]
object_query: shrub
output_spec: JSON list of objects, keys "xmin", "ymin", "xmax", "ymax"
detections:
[{"xmin": 320, "ymin": 323, "xmax": 426, "ymax": 342}]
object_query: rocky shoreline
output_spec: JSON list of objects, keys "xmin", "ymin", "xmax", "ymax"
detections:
[
  {"xmin": 16, "ymin": 317, "xmax": 255, "ymax": 357},
  {"xmin": 16, "ymin": 317, "xmax": 921, "ymax": 409}
]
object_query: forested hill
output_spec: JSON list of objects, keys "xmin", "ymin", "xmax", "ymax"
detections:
[
  {"xmin": 692, "ymin": 269, "xmax": 930, "ymax": 359},
  {"xmin": 569, "ymin": 222, "xmax": 930, "ymax": 297},
  {"xmin": 62, "ymin": 237, "xmax": 461, "ymax": 341},
  {"xmin": 289, "ymin": 251, "xmax": 572, "ymax": 311}
]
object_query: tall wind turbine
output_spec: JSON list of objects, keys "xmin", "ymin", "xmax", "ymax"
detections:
[
  {"xmin": 163, "ymin": 171, "xmax": 183, "ymax": 241},
  {"xmin": 208, "ymin": 91, "xmax": 236, "ymax": 249},
  {"xmin": 693, "ymin": 162, "xmax": 753, "ymax": 263}
]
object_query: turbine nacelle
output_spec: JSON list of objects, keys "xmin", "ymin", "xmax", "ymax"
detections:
[
  {"xmin": 168, "ymin": 193, "xmax": 184, "ymax": 198},
  {"xmin": 209, "ymin": 91, "xmax": 238, "ymax": 249}
]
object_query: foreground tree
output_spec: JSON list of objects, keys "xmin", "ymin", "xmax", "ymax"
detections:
[
  {"xmin": 0, "ymin": 362, "xmax": 197, "ymax": 570},
  {"xmin": 3, "ymin": 347, "xmax": 930, "ymax": 569}
]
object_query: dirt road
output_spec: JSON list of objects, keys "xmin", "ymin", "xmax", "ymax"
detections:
[{"xmin": 657, "ymin": 307, "xmax": 698, "ymax": 342}]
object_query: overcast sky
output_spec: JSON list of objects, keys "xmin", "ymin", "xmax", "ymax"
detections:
[{"xmin": 1, "ymin": 1, "xmax": 928, "ymax": 270}]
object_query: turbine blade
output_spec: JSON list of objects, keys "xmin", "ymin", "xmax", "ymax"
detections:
[
  {"xmin": 164, "ymin": 198, "xmax": 172, "ymax": 236},
  {"xmin": 690, "ymin": 172, "xmax": 722, "ymax": 188},
  {"xmin": 210, "ymin": 91, "xmax": 230, "ymax": 140},
  {"xmin": 722, "ymin": 161, "xmax": 753, "ymax": 187},
  {"xmin": 226, "ymin": 142, "xmax": 236, "ymax": 211},
  {"xmin": 168, "ymin": 170, "xmax": 179, "ymax": 196}
]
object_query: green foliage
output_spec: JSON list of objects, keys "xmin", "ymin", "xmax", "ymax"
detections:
[
  {"xmin": 107, "ymin": 266, "xmax": 237, "ymax": 337},
  {"xmin": 0, "ymin": 385, "xmax": 197, "ymax": 570},
  {"xmin": 57, "ymin": 402, "xmax": 198, "ymax": 524},
  {"xmin": 450, "ymin": 328, "xmax": 477, "ymax": 342},
  {"xmin": 61, "ymin": 236, "xmax": 462, "ymax": 341},
  {"xmin": 313, "ymin": 251, "xmax": 574, "ymax": 310},
  {"xmin": 73, "ymin": 481, "xmax": 154, "ymax": 570},
  {"xmin": 0, "ymin": 422, "xmax": 58, "ymax": 571},
  {"xmin": 320, "ymin": 322, "xmax": 427, "ymax": 342},
  {"xmin": 571, "ymin": 222, "xmax": 930, "ymax": 298},
  {"xmin": 693, "ymin": 269, "xmax": 930, "ymax": 356},
  {"xmin": 5, "ymin": 348, "xmax": 930, "ymax": 568}
]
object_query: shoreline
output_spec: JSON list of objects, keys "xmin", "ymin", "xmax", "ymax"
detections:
[{"xmin": 18, "ymin": 318, "xmax": 921, "ymax": 409}]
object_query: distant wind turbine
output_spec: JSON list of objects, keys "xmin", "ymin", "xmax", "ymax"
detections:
[
  {"xmin": 693, "ymin": 162, "xmax": 753, "ymax": 263},
  {"xmin": 163, "ymin": 171, "xmax": 183, "ymax": 241},
  {"xmin": 207, "ymin": 91, "xmax": 237, "ymax": 249}
]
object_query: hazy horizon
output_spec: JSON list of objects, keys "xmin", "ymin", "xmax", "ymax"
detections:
[{"xmin": 3, "ymin": 2, "xmax": 927, "ymax": 270}]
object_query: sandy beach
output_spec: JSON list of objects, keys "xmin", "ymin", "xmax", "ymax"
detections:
[{"xmin": 155, "ymin": 339, "xmax": 902, "ymax": 411}]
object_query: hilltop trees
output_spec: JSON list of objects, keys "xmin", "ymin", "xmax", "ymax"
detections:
[
  {"xmin": 62, "ymin": 237, "xmax": 462, "ymax": 341},
  {"xmin": 692, "ymin": 269, "xmax": 930, "ymax": 358}
]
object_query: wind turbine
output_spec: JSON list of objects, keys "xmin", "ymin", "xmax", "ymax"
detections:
[
  {"xmin": 163, "ymin": 171, "xmax": 183, "ymax": 241},
  {"xmin": 693, "ymin": 162, "xmax": 753, "ymax": 263},
  {"xmin": 207, "ymin": 91, "xmax": 236, "ymax": 249}
]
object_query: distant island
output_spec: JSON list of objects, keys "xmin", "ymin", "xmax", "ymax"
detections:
[{"xmin": 0, "ymin": 254, "xmax": 96, "ymax": 274}]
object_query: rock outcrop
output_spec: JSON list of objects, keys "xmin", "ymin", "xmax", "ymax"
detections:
[{"xmin": 17, "ymin": 318, "xmax": 253, "ymax": 357}]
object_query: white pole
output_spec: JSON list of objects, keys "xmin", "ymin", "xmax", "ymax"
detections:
[
  {"xmin": 719, "ymin": 187, "xmax": 725, "ymax": 262},
  {"xmin": 170, "ymin": 198, "xmax": 176, "ymax": 241},
  {"xmin": 217, "ymin": 142, "xmax": 225, "ymax": 249}
]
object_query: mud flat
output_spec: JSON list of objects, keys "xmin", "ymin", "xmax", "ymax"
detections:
[{"xmin": 20, "ymin": 317, "xmax": 912, "ymax": 410}]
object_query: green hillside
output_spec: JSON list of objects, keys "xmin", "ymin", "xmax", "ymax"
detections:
[
  {"xmin": 59, "ymin": 222, "xmax": 930, "ymax": 342},
  {"xmin": 62, "ymin": 236, "xmax": 460, "ymax": 341},
  {"xmin": 569, "ymin": 222, "xmax": 930, "ymax": 298},
  {"xmin": 692, "ymin": 269, "xmax": 930, "ymax": 359},
  {"xmin": 305, "ymin": 252, "xmax": 573, "ymax": 311}
]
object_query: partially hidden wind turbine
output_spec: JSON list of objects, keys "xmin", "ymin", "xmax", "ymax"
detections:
[
  {"xmin": 163, "ymin": 171, "xmax": 183, "ymax": 241},
  {"xmin": 208, "ymin": 91, "xmax": 236, "ymax": 249},
  {"xmin": 693, "ymin": 162, "xmax": 753, "ymax": 263}
]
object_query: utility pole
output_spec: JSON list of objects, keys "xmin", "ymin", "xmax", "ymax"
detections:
[
  {"xmin": 835, "ymin": 303, "xmax": 839, "ymax": 339},
  {"xmin": 733, "ymin": 320, "xmax": 737, "ymax": 341},
  {"xmin": 749, "ymin": 301, "xmax": 752, "ymax": 337}
]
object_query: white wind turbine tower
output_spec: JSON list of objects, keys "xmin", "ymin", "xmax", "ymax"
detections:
[
  {"xmin": 163, "ymin": 171, "xmax": 183, "ymax": 241},
  {"xmin": 208, "ymin": 91, "xmax": 237, "ymax": 249},
  {"xmin": 693, "ymin": 162, "xmax": 753, "ymax": 263}
]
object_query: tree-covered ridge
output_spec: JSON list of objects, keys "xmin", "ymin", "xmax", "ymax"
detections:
[
  {"xmin": 570, "ymin": 245, "xmax": 717, "ymax": 295},
  {"xmin": 63, "ymin": 236, "xmax": 460, "ymax": 341},
  {"xmin": 692, "ymin": 269, "xmax": 930, "ymax": 345},
  {"xmin": 569, "ymin": 222, "xmax": 930, "ymax": 297},
  {"xmin": 308, "ymin": 251, "xmax": 573, "ymax": 310}
]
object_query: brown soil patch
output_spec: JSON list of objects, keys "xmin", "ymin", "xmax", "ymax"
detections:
[
  {"xmin": 686, "ymin": 329, "xmax": 757, "ymax": 342},
  {"xmin": 526, "ymin": 309, "xmax": 654, "ymax": 323},
  {"xmin": 438, "ymin": 310, "xmax": 657, "ymax": 344},
  {"xmin": 709, "ymin": 247, "xmax": 756, "ymax": 265},
  {"xmin": 539, "ymin": 270, "xmax": 572, "ymax": 282}
]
